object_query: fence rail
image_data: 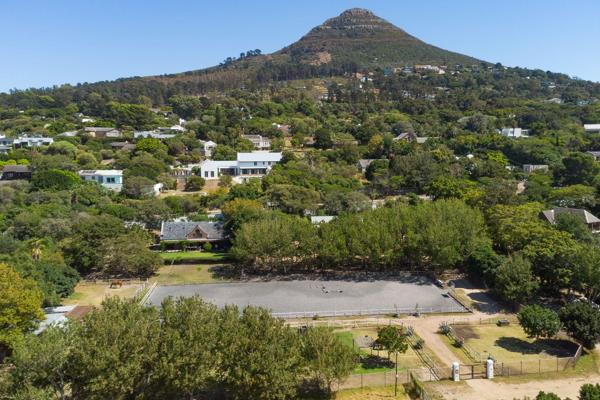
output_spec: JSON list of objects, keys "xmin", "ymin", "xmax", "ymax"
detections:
[
  {"xmin": 79, "ymin": 278, "xmax": 149, "ymax": 285},
  {"xmin": 273, "ymin": 305, "xmax": 466, "ymax": 319},
  {"xmin": 494, "ymin": 357, "xmax": 577, "ymax": 377},
  {"xmin": 336, "ymin": 367, "xmax": 439, "ymax": 391}
]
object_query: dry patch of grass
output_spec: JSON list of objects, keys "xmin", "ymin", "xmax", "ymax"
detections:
[
  {"xmin": 335, "ymin": 385, "xmax": 408, "ymax": 400},
  {"xmin": 464, "ymin": 325, "xmax": 577, "ymax": 362},
  {"xmin": 64, "ymin": 283, "xmax": 140, "ymax": 306}
]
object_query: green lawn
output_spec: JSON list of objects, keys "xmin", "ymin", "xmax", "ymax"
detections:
[
  {"xmin": 159, "ymin": 251, "xmax": 229, "ymax": 263},
  {"xmin": 336, "ymin": 329, "xmax": 423, "ymax": 374},
  {"xmin": 149, "ymin": 264, "xmax": 231, "ymax": 285}
]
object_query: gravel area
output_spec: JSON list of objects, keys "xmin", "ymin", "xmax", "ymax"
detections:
[{"xmin": 147, "ymin": 276, "xmax": 466, "ymax": 317}]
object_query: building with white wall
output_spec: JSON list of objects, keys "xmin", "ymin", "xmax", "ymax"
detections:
[
  {"xmin": 78, "ymin": 170, "xmax": 123, "ymax": 192},
  {"xmin": 197, "ymin": 151, "xmax": 282, "ymax": 182}
]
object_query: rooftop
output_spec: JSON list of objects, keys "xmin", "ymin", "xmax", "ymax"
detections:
[
  {"xmin": 78, "ymin": 169, "xmax": 123, "ymax": 176},
  {"xmin": 237, "ymin": 151, "xmax": 282, "ymax": 162}
]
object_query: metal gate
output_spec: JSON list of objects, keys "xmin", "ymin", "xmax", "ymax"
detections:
[{"xmin": 460, "ymin": 363, "xmax": 487, "ymax": 380}]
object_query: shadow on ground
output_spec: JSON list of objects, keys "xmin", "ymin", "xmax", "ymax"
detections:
[{"xmin": 494, "ymin": 337, "xmax": 578, "ymax": 357}]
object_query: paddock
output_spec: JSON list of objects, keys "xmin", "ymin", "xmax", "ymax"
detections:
[{"xmin": 146, "ymin": 276, "xmax": 467, "ymax": 317}]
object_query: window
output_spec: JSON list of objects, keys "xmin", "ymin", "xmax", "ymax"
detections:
[
  {"xmin": 211, "ymin": 171, "xmax": 215, "ymax": 178},
  {"xmin": 106, "ymin": 177, "xmax": 116, "ymax": 183},
  {"xmin": 254, "ymin": 162, "xmax": 257, "ymax": 166},
  {"xmin": 204, "ymin": 171, "xmax": 208, "ymax": 178}
]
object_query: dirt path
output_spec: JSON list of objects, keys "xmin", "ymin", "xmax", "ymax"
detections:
[
  {"xmin": 405, "ymin": 286, "xmax": 506, "ymax": 368},
  {"xmin": 430, "ymin": 374, "xmax": 600, "ymax": 400}
]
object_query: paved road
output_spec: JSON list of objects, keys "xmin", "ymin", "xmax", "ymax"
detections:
[{"xmin": 147, "ymin": 277, "xmax": 465, "ymax": 316}]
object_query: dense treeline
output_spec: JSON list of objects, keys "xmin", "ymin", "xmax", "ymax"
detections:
[
  {"xmin": 0, "ymin": 297, "xmax": 356, "ymax": 400},
  {"xmin": 231, "ymin": 199, "xmax": 486, "ymax": 272}
]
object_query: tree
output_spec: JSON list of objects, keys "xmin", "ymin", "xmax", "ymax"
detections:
[
  {"xmin": 4, "ymin": 326, "xmax": 73, "ymax": 400},
  {"xmin": 571, "ymin": 245, "xmax": 600, "ymax": 303},
  {"xmin": 218, "ymin": 174, "xmax": 233, "ymax": 188},
  {"xmin": 556, "ymin": 213, "xmax": 596, "ymax": 243},
  {"xmin": 100, "ymin": 232, "xmax": 162, "ymax": 277},
  {"xmin": 517, "ymin": 305, "xmax": 561, "ymax": 339},
  {"xmin": 314, "ymin": 127, "xmax": 333, "ymax": 149},
  {"xmin": 185, "ymin": 176, "xmax": 206, "ymax": 191},
  {"xmin": 300, "ymin": 327, "xmax": 356, "ymax": 395},
  {"xmin": 266, "ymin": 184, "xmax": 320, "ymax": 215},
  {"xmin": 376, "ymin": 326, "xmax": 409, "ymax": 396},
  {"xmin": 218, "ymin": 306, "xmax": 303, "ymax": 400},
  {"xmin": 67, "ymin": 298, "xmax": 161, "ymax": 399},
  {"xmin": 0, "ymin": 263, "xmax": 44, "ymax": 355},
  {"xmin": 580, "ymin": 383, "xmax": 600, "ymax": 400},
  {"xmin": 152, "ymin": 297, "xmax": 222, "ymax": 399},
  {"xmin": 32, "ymin": 169, "xmax": 80, "ymax": 191},
  {"xmin": 123, "ymin": 176, "xmax": 155, "ymax": 198},
  {"xmin": 535, "ymin": 392, "xmax": 562, "ymax": 400},
  {"xmin": 494, "ymin": 254, "xmax": 538, "ymax": 306},
  {"xmin": 136, "ymin": 138, "xmax": 168, "ymax": 155},
  {"xmin": 560, "ymin": 302, "xmax": 600, "ymax": 348},
  {"xmin": 560, "ymin": 153, "xmax": 599, "ymax": 186}
]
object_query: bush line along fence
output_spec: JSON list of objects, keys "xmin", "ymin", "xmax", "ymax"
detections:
[{"xmin": 273, "ymin": 305, "xmax": 466, "ymax": 319}]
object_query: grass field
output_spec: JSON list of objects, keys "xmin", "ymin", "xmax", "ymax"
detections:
[
  {"xmin": 159, "ymin": 251, "xmax": 229, "ymax": 263},
  {"xmin": 443, "ymin": 324, "xmax": 579, "ymax": 364},
  {"xmin": 149, "ymin": 264, "xmax": 230, "ymax": 285},
  {"xmin": 64, "ymin": 282, "xmax": 141, "ymax": 306},
  {"xmin": 336, "ymin": 328, "xmax": 423, "ymax": 374}
]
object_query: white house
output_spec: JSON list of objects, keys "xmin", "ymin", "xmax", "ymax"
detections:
[
  {"xmin": 198, "ymin": 151, "xmax": 282, "ymax": 182},
  {"xmin": 523, "ymin": 164, "xmax": 549, "ymax": 174},
  {"xmin": 13, "ymin": 135, "xmax": 54, "ymax": 148},
  {"xmin": 242, "ymin": 134, "xmax": 271, "ymax": 150},
  {"xmin": 499, "ymin": 128, "xmax": 530, "ymax": 138},
  {"xmin": 199, "ymin": 140, "xmax": 217, "ymax": 157},
  {"xmin": 78, "ymin": 170, "xmax": 123, "ymax": 192},
  {"xmin": 84, "ymin": 127, "xmax": 121, "ymax": 138},
  {"xmin": 134, "ymin": 131, "xmax": 176, "ymax": 140},
  {"xmin": 0, "ymin": 134, "xmax": 13, "ymax": 154},
  {"xmin": 237, "ymin": 151, "xmax": 282, "ymax": 177},
  {"xmin": 584, "ymin": 124, "xmax": 600, "ymax": 133}
]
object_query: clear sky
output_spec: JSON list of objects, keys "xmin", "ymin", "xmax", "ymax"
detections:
[{"xmin": 2, "ymin": 0, "xmax": 598, "ymax": 93}]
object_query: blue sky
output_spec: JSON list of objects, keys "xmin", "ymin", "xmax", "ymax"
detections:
[{"xmin": 1, "ymin": 0, "xmax": 598, "ymax": 92}]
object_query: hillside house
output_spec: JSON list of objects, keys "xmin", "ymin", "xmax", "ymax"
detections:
[
  {"xmin": 242, "ymin": 134, "xmax": 271, "ymax": 150},
  {"xmin": 588, "ymin": 151, "xmax": 600, "ymax": 162},
  {"xmin": 110, "ymin": 141, "xmax": 135, "ymax": 151},
  {"xmin": 134, "ymin": 131, "xmax": 176, "ymax": 140},
  {"xmin": 159, "ymin": 221, "xmax": 227, "ymax": 246},
  {"xmin": 198, "ymin": 152, "xmax": 282, "ymax": 182},
  {"xmin": 0, "ymin": 165, "xmax": 31, "ymax": 181},
  {"xmin": 357, "ymin": 159, "xmax": 375, "ymax": 173},
  {"xmin": 13, "ymin": 135, "xmax": 54, "ymax": 148},
  {"xmin": 199, "ymin": 140, "xmax": 217, "ymax": 157},
  {"xmin": 523, "ymin": 164, "xmax": 549, "ymax": 174},
  {"xmin": 0, "ymin": 135, "xmax": 12, "ymax": 154},
  {"xmin": 541, "ymin": 207, "xmax": 600, "ymax": 233},
  {"xmin": 78, "ymin": 170, "xmax": 123, "ymax": 192},
  {"xmin": 84, "ymin": 127, "xmax": 121, "ymax": 138},
  {"xmin": 499, "ymin": 128, "xmax": 530, "ymax": 138},
  {"xmin": 584, "ymin": 124, "xmax": 600, "ymax": 133}
]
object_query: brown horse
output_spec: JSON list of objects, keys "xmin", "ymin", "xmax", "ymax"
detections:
[{"xmin": 109, "ymin": 279, "xmax": 123, "ymax": 289}]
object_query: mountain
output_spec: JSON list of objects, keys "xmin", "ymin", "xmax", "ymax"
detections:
[
  {"xmin": 274, "ymin": 8, "xmax": 480, "ymax": 68},
  {"xmin": 145, "ymin": 8, "xmax": 482, "ymax": 92},
  {"xmin": 2, "ymin": 8, "xmax": 487, "ymax": 101}
]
